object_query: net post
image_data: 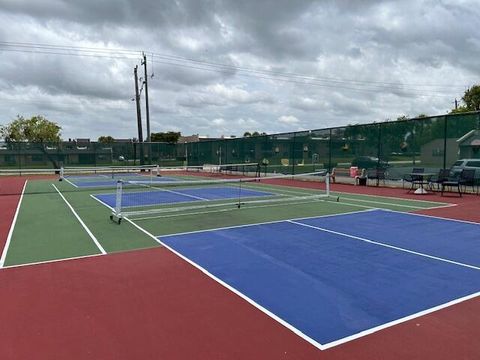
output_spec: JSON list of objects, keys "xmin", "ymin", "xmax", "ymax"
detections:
[
  {"xmin": 156, "ymin": 164, "xmax": 160, "ymax": 177},
  {"xmin": 59, "ymin": 167, "xmax": 64, "ymax": 181},
  {"xmin": 237, "ymin": 178, "xmax": 243, "ymax": 208},
  {"xmin": 110, "ymin": 180, "xmax": 123, "ymax": 224},
  {"xmin": 325, "ymin": 171, "xmax": 331, "ymax": 197}
]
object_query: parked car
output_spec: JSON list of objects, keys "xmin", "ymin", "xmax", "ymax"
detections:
[
  {"xmin": 450, "ymin": 159, "xmax": 480, "ymax": 176},
  {"xmin": 351, "ymin": 156, "xmax": 389, "ymax": 169}
]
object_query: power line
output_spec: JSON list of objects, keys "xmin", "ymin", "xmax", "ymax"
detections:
[
  {"xmin": 149, "ymin": 58, "xmax": 455, "ymax": 98},
  {"xmin": 0, "ymin": 42, "xmax": 467, "ymax": 91},
  {"xmin": 0, "ymin": 41, "xmax": 470, "ymax": 98},
  {"xmin": 149, "ymin": 51, "xmax": 466, "ymax": 90}
]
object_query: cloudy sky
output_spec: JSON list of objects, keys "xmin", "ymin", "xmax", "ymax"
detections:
[{"xmin": 0, "ymin": 0, "xmax": 478, "ymax": 140}]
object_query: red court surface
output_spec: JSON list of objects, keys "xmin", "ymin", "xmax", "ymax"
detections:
[
  {"xmin": 269, "ymin": 179, "xmax": 480, "ymax": 223},
  {"xmin": 0, "ymin": 176, "xmax": 479, "ymax": 359},
  {"xmin": 0, "ymin": 177, "xmax": 26, "ymax": 251},
  {"xmin": 0, "ymin": 247, "xmax": 479, "ymax": 360},
  {"xmin": 329, "ymin": 182, "xmax": 480, "ymax": 223}
]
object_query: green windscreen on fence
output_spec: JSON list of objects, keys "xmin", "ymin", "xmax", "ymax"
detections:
[{"xmin": 1, "ymin": 112, "xmax": 479, "ymax": 178}]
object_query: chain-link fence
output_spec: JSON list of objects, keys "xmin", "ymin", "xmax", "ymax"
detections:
[
  {"xmin": 1, "ymin": 112, "xmax": 479, "ymax": 180},
  {"xmin": 179, "ymin": 112, "xmax": 480, "ymax": 180}
]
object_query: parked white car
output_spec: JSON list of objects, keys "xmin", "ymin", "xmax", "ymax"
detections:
[{"xmin": 450, "ymin": 159, "xmax": 480, "ymax": 176}]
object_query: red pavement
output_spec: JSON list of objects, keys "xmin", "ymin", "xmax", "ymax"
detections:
[
  {"xmin": 0, "ymin": 177, "xmax": 26, "ymax": 251},
  {"xmin": 0, "ymin": 176, "xmax": 478, "ymax": 359}
]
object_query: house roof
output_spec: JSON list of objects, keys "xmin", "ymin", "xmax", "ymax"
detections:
[{"xmin": 456, "ymin": 129, "xmax": 478, "ymax": 143}]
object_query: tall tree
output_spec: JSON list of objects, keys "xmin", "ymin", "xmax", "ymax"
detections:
[
  {"xmin": 98, "ymin": 136, "xmax": 115, "ymax": 144},
  {"xmin": 150, "ymin": 131, "xmax": 181, "ymax": 143},
  {"xmin": 462, "ymin": 85, "xmax": 480, "ymax": 111},
  {"xmin": 243, "ymin": 131, "xmax": 266, "ymax": 137},
  {"xmin": 0, "ymin": 115, "xmax": 62, "ymax": 168},
  {"xmin": 451, "ymin": 85, "xmax": 480, "ymax": 113},
  {"xmin": 1, "ymin": 115, "xmax": 61, "ymax": 142}
]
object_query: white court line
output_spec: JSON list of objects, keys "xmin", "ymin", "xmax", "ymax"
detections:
[
  {"xmin": 61, "ymin": 176, "xmax": 78, "ymax": 188},
  {"xmin": 158, "ymin": 208, "xmax": 378, "ymax": 238},
  {"xmin": 333, "ymin": 189, "xmax": 456, "ymax": 205},
  {"xmin": 249, "ymin": 182, "xmax": 452, "ymax": 210},
  {"xmin": 288, "ymin": 220, "xmax": 480, "ymax": 271},
  {"xmin": 124, "ymin": 217, "xmax": 164, "ymax": 245},
  {"xmin": 93, "ymin": 187, "xmax": 276, "ymax": 211},
  {"xmin": 163, "ymin": 188, "xmax": 209, "ymax": 201},
  {"xmin": 338, "ymin": 196, "xmax": 450, "ymax": 210},
  {"xmin": 135, "ymin": 210, "xmax": 480, "ymax": 351},
  {"xmin": 124, "ymin": 216, "xmax": 326, "ymax": 351},
  {"xmin": 320, "ymin": 291, "xmax": 480, "ymax": 350},
  {"xmin": 89, "ymin": 194, "xmax": 114, "ymax": 210},
  {"xmin": 0, "ymin": 180, "xmax": 28, "ymax": 267},
  {"xmin": 1, "ymin": 253, "xmax": 103, "ymax": 270},
  {"xmin": 384, "ymin": 208, "xmax": 480, "ymax": 226},
  {"xmin": 52, "ymin": 184, "xmax": 107, "ymax": 255},
  {"xmin": 130, "ymin": 196, "xmax": 374, "ymax": 221},
  {"xmin": 256, "ymin": 180, "xmax": 454, "ymax": 205},
  {"xmin": 133, "ymin": 199, "xmax": 348, "ymax": 221}
]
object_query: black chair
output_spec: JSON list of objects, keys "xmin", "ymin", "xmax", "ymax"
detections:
[
  {"xmin": 440, "ymin": 169, "xmax": 462, "ymax": 197},
  {"xmin": 367, "ymin": 168, "xmax": 386, "ymax": 186},
  {"xmin": 430, "ymin": 169, "xmax": 451, "ymax": 191},
  {"xmin": 404, "ymin": 168, "xmax": 424, "ymax": 192},
  {"xmin": 459, "ymin": 169, "xmax": 477, "ymax": 194}
]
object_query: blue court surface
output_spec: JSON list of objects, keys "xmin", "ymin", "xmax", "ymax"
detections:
[
  {"xmin": 67, "ymin": 176, "xmax": 179, "ymax": 188},
  {"xmin": 94, "ymin": 186, "xmax": 274, "ymax": 208},
  {"xmin": 159, "ymin": 209, "xmax": 480, "ymax": 348}
]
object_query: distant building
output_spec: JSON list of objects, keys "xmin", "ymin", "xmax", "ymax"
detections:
[
  {"xmin": 178, "ymin": 135, "xmax": 200, "ymax": 143},
  {"xmin": 420, "ymin": 138, "xmax": 458, "ymax": 166},
  {"xmin": 457, "ymin": 130, "xmax": 480, "ymax": 159},
  {"xmin": 178, "ymin": 134, "xmax": 237, "ymax": 143}
]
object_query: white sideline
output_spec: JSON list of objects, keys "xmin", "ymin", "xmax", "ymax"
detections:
[
  {"xmin": 0, "ymin": 180, "xmax": 28, "ymax": 267},
  {"xmin": 124, "ymin": 216, "xmax": 327, "ymax": 351},
  {"xmin": 144, "ymin": 211, "xmax": 480, "ymax": 350},
  {"xmin": 384, "ymin": 208, "xmax": 480, "ymax": 226},
  {"xmin": 52, "ymin": 184, "xmax": 106, "ymax": 255},
  {"xmin": 288, "ymin": 220, "xmax": 480, "ymax": 271},
  {"xmin": 158, "ymin": 208, "xmax": 377, "ymax": 238}
]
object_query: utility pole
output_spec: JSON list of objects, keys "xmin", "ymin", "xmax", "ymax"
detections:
[
  {"xmin": 454, "ymin": 98, "xmax": 458, "ymax": 110},
  {"xmin": 142, "ymin": 53, "xmax": 151, "ymax": 164},
  {"xmin": 134, "ymin": 65, "xmax": 144, "ymax": 165},
  {"xmin": 142, "ymin": 53, "xmax": 151, "ymax": 142}
]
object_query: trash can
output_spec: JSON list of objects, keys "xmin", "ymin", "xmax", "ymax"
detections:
[{"xmin": 350, "ymin": 166, "xmax": 359, "ymax": 178}]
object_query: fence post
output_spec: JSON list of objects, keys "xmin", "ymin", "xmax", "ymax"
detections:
[
  {"xmin": 328, "ymin": 129, "xmax": 332, "ymax": 172},
  {"xmin": 291, "ymin": 133, "xmax": 296, "ymax": 175},
  {"xmin": 443, "ymin": 115, "xmax": 448, "ymax": 170}
]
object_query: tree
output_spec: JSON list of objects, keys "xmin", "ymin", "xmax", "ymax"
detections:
[
  {"xmin": 451, "ymin": 85, "xmax": 480, "ymax": 113},
  {"xmin": 0, "ymin": 115, "xmax": 62, "ymax": 168},
  {"xmin": 462, "ymin": 85, "xmax": 480, "ymax": 111},
  {"xmin": 150, "ymin": 131, "xmax": 181, "ymax": 143},
  {"xmin": 243, "ymin": 131, "xmax": 266, "ymax": 137},
  {"xmin": 98, "ymin": 136, "xmax": 115, "ymax": 144},
  {"xmin": 1, "ymin": 115, "xmax": 61, "ymax": 142}
]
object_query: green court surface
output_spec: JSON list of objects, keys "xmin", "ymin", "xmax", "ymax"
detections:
[{"xmin": 3, "ymin": 176, "xmax": 450, "ymax": 267}]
